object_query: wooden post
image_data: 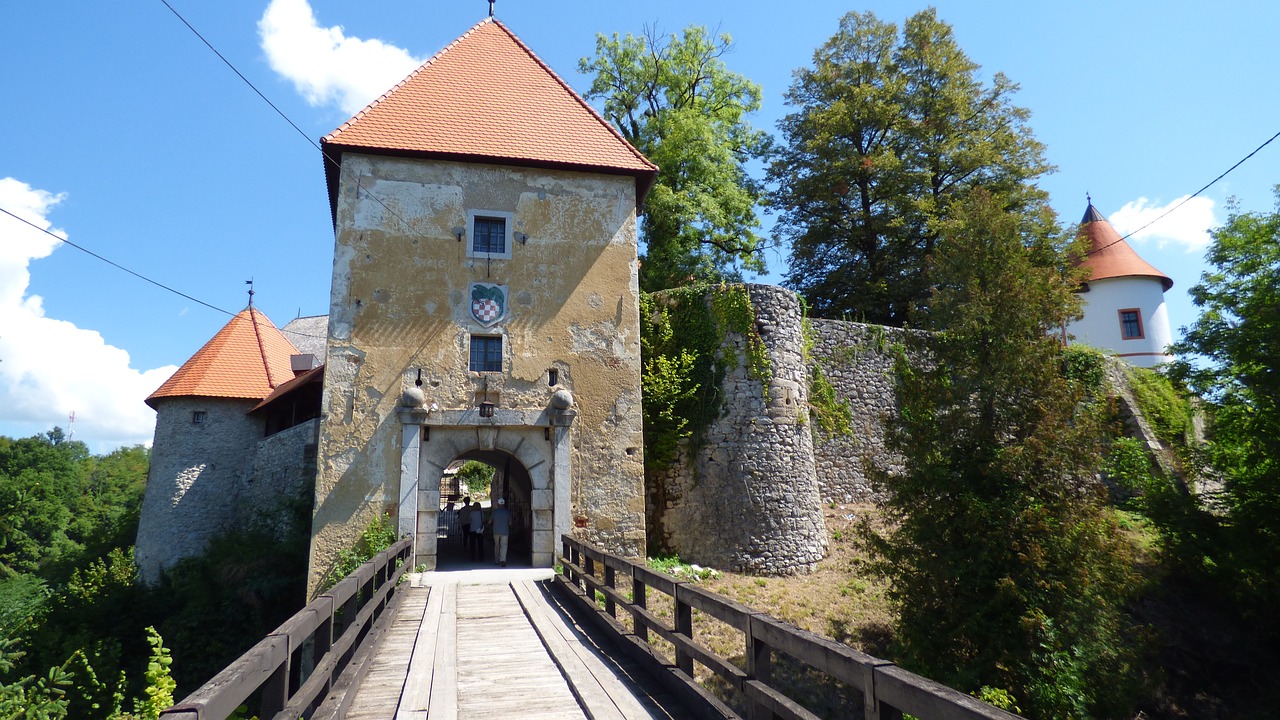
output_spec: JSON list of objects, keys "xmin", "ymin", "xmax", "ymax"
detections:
[
  {"xmin": 632, "ymin": 576, "xmax": 647, "ymax": 642},
  {"xmin": 315, "ymin": 600, "xmax": 334, "ymax": 696},
  {"xmin": 675, "ymin": 589, "xmax": 693, "ymax": 676},
  {"xmin": 748, "ymin": 615, "xmax": 775, "ymax": 720},
  {"xmin": 562, "ymin": 538, "xmax": 571, "ymax": 583},
  {"xmin": 260, "ymin": 661, "xmax": 288, "ymax": 718},
  {"xmin": 604, "ymin": 564, "xmax": 616, "ymax": 617}
]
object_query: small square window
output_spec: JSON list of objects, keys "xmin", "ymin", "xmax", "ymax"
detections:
[
  {"xmin": 1119, "ymin": 309, "xmax": 1144, "ymax": 340},
  {"xmin": 469, "ymin": 335, "xmax": 503, "ymax": 372},
  {"xmin": 192, "ymin": 411, "xmax": 207, "ymax": 424},
  {"xmin": 465, "ymin": 210, "xmax": 513, "ymax": 259},
  {"xmin": 472, "ymin": 217, "xmax": 506, "ymax": 255}
]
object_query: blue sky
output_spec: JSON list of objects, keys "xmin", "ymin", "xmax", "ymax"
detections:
[{"xmin": 2, "ymin": 0, "xmax": 1277, "ymax": 451}]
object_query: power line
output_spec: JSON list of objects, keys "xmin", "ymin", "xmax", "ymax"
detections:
[
  {"xmin": 0, "ymin": 206, "xmax": 236, "ymax": 316},
  {"xmin": 156, "ymin": 0, "xmax": 428, "ymax": 246},
  {"xmin": 0, "ymin": 207, "xmax": 332, "ymax": 340},
  {"xmin": 1089, "ymin": 128, "xmax": 1280, "ymax": 255}
]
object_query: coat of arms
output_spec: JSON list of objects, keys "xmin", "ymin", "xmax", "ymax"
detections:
[{"xmin": 469, "ymin": 283, "xmax": 508, "ymax": 327}]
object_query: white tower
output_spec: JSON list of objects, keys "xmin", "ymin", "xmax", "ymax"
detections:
[{"xmin": 1066, "ymin": 201, "xmax": 1174, "ymax": 367}]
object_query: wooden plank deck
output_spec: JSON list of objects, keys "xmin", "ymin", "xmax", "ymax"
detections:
[{"xmin": 344, "ymin": 574, "xmax": 681, "ymax": 719}]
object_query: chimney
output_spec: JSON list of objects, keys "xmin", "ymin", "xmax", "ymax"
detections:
[{"xmin": 291, "ymin": 354, "xmax": 320, "ymax": 376}]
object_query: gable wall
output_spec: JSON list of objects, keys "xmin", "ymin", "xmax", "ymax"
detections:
[{"xmin": 310, "ymin": 154, "xmax": 646, "ymax": 593}]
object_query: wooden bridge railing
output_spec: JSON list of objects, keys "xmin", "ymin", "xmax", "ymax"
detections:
[
  {"xmin": 558, "ymin": 535, "xmax": 1024, "ymax": 720},
  {"xmin": 159, "ymin": 537, "xmax": 413, "ymax": 720}
]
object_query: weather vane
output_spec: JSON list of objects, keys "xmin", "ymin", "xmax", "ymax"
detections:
[
  {"xmin": 488, "ymin": 0, "xmax": 495, "ymax": 18},
  {"xmin": 246, "ymin": 278, "xmax": 255, "ymax": 307}
]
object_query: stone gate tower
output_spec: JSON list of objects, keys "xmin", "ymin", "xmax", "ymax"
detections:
[{"xmin": 309, "ymin": 17, "xmax": 658, "ymax": 591}]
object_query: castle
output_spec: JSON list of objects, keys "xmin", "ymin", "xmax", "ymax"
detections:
[{"xmin": 134, "ymin": 17, "xmax": 1176, "ymax": 589}]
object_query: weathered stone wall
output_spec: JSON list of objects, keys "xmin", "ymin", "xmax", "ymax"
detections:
[
  {"xmin": 313, "ymin": 154, "xmax": 646, "ymax": 593},
  {"xmin": 136, "ymin": 397, "xmax": 264, "ymax": 582},
  {"xmin": 244, "ymin": 418, "xmax": 319, "ymax": 537},
  {"xmin": 648, "ymin": 285, "xmax": 827, "ymax": 575},
  {"xmin": 808, "ymin": 320, "xmax": 911, "ymax": 503}
]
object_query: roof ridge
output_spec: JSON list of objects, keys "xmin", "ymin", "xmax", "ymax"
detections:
[
  {"xmin": 248, "ymin": 307, "xmax": 277, "ymax": 389},
  {"xmin": 324, "ymin": 18, "xmax": 494, "ymax": 143},
  {"xmin": 489, "ymin": 19, "xmax": 656, "ymax": 171}
]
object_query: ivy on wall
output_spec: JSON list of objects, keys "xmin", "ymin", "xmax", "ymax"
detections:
[
  {"xmin": 640, "ymin": 284, "xmax": 772, "ymax": 471},
  {"xmin": 809, "ymin": 363, "xmax": 852, "ymax": 436},
  {"xmin": 801, "ymin": 311, "xmax": 854, "ymax": 437}
]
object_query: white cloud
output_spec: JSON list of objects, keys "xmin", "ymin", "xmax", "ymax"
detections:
[
  {"xmin": 259, "ymin": 0, "xmax": 424, "ymax": 115},
  {"xmin": 1109, "ymin": 195, "xmax": 1216, "ymax": 252},
  {"xmin": 0, "ymin": 178, "xmax": 176, "ymax": 449}
]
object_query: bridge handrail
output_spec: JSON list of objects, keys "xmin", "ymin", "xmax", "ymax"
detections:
[
  {"xmin": 159, "ymin": 537, "xmax": 413, "ymax": 720},
  {"xmin": 559, "ymin": 535, "xmax": 1024, "ymax": 720}
]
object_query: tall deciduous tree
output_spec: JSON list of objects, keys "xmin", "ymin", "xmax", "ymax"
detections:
[
  {"xmin": 866, "ymin": 190, "xmax": 1138, "ymax": 717},
  {"xmin": 580, "ymin": 26, "xmax": 770, "ymax": 291},
  {"xmin": 770, "ymin": 9, "xmax": 1053, "ymax": 324},
  {"xmin": 1170, "ymin": 191, "xmax": 1280, "ymax": 620}
]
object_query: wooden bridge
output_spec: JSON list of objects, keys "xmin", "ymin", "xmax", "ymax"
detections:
[{"xmin": 157, "ymin": 537, "xmax": 1022, "ymax": 720}]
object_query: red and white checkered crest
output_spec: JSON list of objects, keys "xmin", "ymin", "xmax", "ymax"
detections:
[{"xmin": 469, "ymin": 283, "xmax": 507, "ymax": 327}]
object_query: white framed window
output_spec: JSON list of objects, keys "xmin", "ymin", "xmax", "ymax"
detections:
[
  {"xmin": 192, "ymin": 411, "xmax": 207, "ymax": 424},
  {"xmin": 465, "ymin": 209, "xmax": 513, "ymax": 260}
]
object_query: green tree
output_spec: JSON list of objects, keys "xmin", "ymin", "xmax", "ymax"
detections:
[
  {"xmin": 1169, "ymin": 190, "xmax": 1280, "ymax": 621},
  {"xmin": 865, "ymin": 190, "xmax": 1138, "ymax": 718},
  {"xmin": 769, "ymin": 9, "xmax": 1052, "ymax": 325},
  {"xmin": 0, "ymin": 431, "xmax": 91, "ymax": 577},
  {"xmin": 454, "ymin": 461, "xmax": 494, "ymax": 498},
  {"xmin": 580, "ymin": 25, "xmax": 770, "ymax": 291}
]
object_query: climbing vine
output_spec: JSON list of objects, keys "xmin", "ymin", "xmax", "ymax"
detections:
[
  {"xmin": 709, "ymin": 285, "xmax": 772, "ymax": 384},
  {"xmin": 809, "ymin": 364, "xmax": 852, "ymax": 436},
  {"xmin": 800, "ymin": 303, "xmax": 853, "ymax": 437},
  {"xmin": 640, "ymin": 284, "xmax": 772, "ymax": 471}
]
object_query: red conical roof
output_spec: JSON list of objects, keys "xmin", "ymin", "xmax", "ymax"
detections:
[
  {"xmin": 1077, "ymin": 202, "xmax": 1173, "ymax": 291},
  {"xmin": 146, "ymin": 308, "xmax": 299, "ymax": 407},
  {"xmin": 321, "ymin": 18, "xmax": 657, "ymax": 215}
]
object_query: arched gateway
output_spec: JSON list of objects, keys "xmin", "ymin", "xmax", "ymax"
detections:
[
  {"xmin": 305, "ymin": 17, "xmax": 657, "ymax": 593},
  {"xmin": 396, "ymin": 402, "xmax": 575, "ymax": 570}
]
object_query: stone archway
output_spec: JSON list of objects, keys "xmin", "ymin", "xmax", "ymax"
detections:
[
  {"xmin": 396, "ymin": 406, "xmax": 574, "ymax": 570},
  {"xmin": 437, "ymin": 449, "xmax": 534, "ymax": 566}
]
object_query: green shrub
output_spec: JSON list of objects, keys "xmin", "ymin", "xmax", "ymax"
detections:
[
  {"xmin": 321, "ymin": 513, "xmax": 398, "ymax": 591},
  {"xmin": 1127, "ymin": 367, "xmax": 1194, "ymax": 447}
]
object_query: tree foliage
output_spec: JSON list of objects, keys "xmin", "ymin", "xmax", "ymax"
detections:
[
  {"xmin": 864, "ymin": 190, "xmax": 1139, "ymax": 718},
  {"xmin": 454, "ymin": 460, "xmax": 494, "ymax": 498},
  {"xmin": 1169, "ymin": 190, "xmax": 1280, "ymax": 621},
  {"xmin": 0, "ymin": 428, "xmax": 310, "ymax": 717},
  {"xmin": 0, "ymin": 433, "xmax": 147, "ymax": 581},
  {"xmin": 769, "ymin": 9, "xmax": 1052, "ymax": 325},
  {"xmin": 580, "ymin": 25, "xmax": 770, "ymax": 291}
]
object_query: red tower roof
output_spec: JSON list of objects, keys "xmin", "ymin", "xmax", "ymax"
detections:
[
  {"xmin": 146, "ymin": 308, "xmax": 299, "ymax": 407},
  {"xmin": 1078, "ymin": 202, "xmax": 1173, "ymax": 291},
  {"xmin": 320, "ymin": 18, "xmax": 657, "ymax": 216}
]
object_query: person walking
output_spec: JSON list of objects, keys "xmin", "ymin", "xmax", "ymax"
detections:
[
  {"xmin": 458, "ymin": 496, "xmax": 472, "ymax": 551},
  {"xmin": 469, "ymin": 500, "xmax": 485, "ymax": 562},
  {"xmin": 490, "ymin": 498, "xmax": 511, "ymax": 567}
]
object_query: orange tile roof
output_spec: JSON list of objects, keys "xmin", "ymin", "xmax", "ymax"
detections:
[
  {"xmin": 147, "ymin": 308, "xmax": 300, "ymax": 407},
  {"xmin": 321, "ymin": 18, "xmax": 657, "ymax": 215},
  {"xmin": 1078, "ymin": 202, "xmax": 1173, "ymax": 291}
]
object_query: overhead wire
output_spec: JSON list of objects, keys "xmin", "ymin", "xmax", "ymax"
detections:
[
  {"xmin": 0, "ymin": 207, "xmax": 335, "ymax": 340},
  {"xmin": 13, "ymin": 3, "xmax": 1277, "ymax": 329},
  {"xmin": 1, "ymin": 0, "xmax": 431, "ymax": 344},
  {"xmin": 157, "ymin": 0, "xmax": 428, "ymax": 247},
  {"xmin": 0, "ymin": 206, "xmax": 235, "ymax": 317},
  {"xmin": 1087, "ymin": 128, "xmax": 1280, "ymax": 255}
]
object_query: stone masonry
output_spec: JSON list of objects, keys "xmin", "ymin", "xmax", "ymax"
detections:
[
  {"xmin": 137, "ymin": 398, "xmax": 316, "ymax": 582},
  {"xmin": 808, "ymin": 320, "xmax": 913, "ymax": 504},
  {"xmin": 648, "ymin": 285, "xmax": 828, "ymax": 575}
]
